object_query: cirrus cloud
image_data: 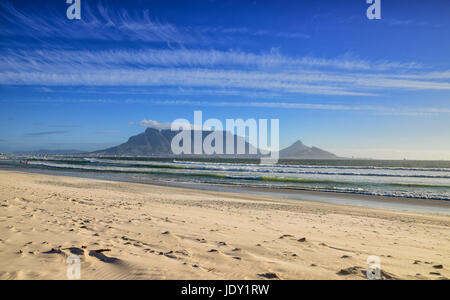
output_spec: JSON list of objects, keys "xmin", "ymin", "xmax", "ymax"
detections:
[{"xmin": 140, "ymin": 120, "xmax": 209, "ymax": 131}]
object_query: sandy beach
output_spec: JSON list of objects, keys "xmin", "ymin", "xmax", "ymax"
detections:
[{"xmin": 0, "ymin": 170, "xmax": 449, "ymax": 280}]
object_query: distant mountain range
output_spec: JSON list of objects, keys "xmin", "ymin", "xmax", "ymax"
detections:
[
  {"xmin": 92, "ymin": 128, "xmax": 339, "ymax": 159},
  {"xmin": 14, "ymin": 149, "xmax": 86, "ymax": 155}
]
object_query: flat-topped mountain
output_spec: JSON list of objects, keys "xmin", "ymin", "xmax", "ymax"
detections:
[
  {"xmin": 92, "ymin": 128, "xmax": 257, "ymax": 157},
  {"xmin": 93, "ymin": 128, "xmax": 339, "ymax": 159}
]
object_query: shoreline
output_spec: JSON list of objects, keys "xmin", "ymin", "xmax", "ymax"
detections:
[
  {"xmin": 1, "ymin": 170, "xmax": 449, "ymax": 280},
  {"xmin": 2, "ymin": 166, "xmax": 450, "ymax": 215}
]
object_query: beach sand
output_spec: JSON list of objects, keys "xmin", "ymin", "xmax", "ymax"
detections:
[{"xmin": 0, "ymin": 170, "xmax": 449, "ymax": 280}]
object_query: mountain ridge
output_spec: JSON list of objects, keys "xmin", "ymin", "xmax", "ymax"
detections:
[
  {"xmin": 92, "ymin": 128, "xmax": 340, "ymax": 159},
  {"xmin": 279, "ymin": 140, "xmax": 339, "ymax": 159},
  {"xmin": 92, "ymin": 128, "xmax": 258, "ymax": 157},
  {"xmin": 14, "ymin": 149, "xmax": 86, "ymax": 155}
]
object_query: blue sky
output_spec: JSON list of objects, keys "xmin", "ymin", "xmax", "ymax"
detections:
[{"xmin": 0, "ymin": 0, "xmax": 449, "ymax": 159}]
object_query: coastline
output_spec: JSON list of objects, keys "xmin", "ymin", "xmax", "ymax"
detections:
[
  {"xmin": 1, "ymin": 170, "xmax": 449, "ymax": 280},
  {"xmin": 2, "ymin": 163, "xmax": 450, "ymax": 215}
]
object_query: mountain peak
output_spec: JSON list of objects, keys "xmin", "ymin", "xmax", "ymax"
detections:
[
  {"xmin": 292, "ymin": 140, "xmax": 305, "ymax": 146},
  {"xmin": 279, "ymin": 140, "xmax": 338, "ymax": 159}
]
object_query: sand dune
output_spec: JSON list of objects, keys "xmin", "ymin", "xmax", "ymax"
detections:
[{"xmin": 0, "ymin": 170, "xmax": 449, "ymax": 280}]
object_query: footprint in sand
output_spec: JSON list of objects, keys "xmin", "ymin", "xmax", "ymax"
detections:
[
  {"xmin": 279, "ymin": 234, "xmax": 294, "ymax": 239},
  {"xmin": 65, "ymin": 247, "xmax": 85, "ymax": 256},
  {"xmin": 88, "ymin": 249, "xmax": 120, "ymax": 263},
  {"xmin": 337, "ymin": 266, "xmax": 364, "ymax": 276},
  {"xmin": 175, "ymin": 249, "xmax": 189, "ymax": 257},
  {"xmin": 258, "ymin": 272, "xmax": 280, "ymax": 279},
  {"xmin": 42, "ymin": 246, "xmax": 85, "ymax": 259},
  {"xmin": 163, "ymin": 251, "xmax": 177, "ymax": 259}
]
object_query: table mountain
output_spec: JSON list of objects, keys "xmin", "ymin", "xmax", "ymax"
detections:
[{"xmin": 93, "ymin": 128, "xmax": 339, "ymax": 159}]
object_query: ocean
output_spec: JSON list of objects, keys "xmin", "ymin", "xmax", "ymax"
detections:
[{"xmin": 1, "ymin": 156, "xmax": 449, "ymax": 201}]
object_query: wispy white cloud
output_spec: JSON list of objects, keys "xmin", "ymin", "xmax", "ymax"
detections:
[
  {"xmin": 0, "ymin": 1, "xmax": 191, "ymax": 44},
  {"xmin": 144, "ymin": 99, "xmax": 450, "ymax": 116},
  {"xmin": 49, "ymin": 124, "xmax": 79, "ymax": 128},
  {"xmin": 0, "ymin": 48, "xmax": 421, "ymax": 72},
  {"xmin": 0, "ymin": 1, "xmax": 309, "ymax": 45},
  {"xmin": 396, "ymin": 70, "xmax": 450, "ymax": 80},
  {"xmin": 1, "ymin": 47, "xmax": 446, "ymax": 98},
  {"xmin": 196, "ymin": 26, "xmax": 310, "ymax": 39},
  {"xmin": 381, "ymin": 18, "xmax": 442, "ymax": 28},
  {"xmin": 2, "ymin": 65, "xmax": 450, "ymax": 96},
  {"xmin": 5, "ymin": 95, "xmax": 449, "ymax": 116},
  {"xmin": 140, "ymin": 120, "xmax": 171, "ymax": 129},
  {"xmin": 0, "ymin": 66, "xmax": 371, "ymax": 96},
  {"xmin": 140, "ymin": 120, "xmax": 207, "ymax": 130}
]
